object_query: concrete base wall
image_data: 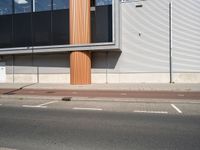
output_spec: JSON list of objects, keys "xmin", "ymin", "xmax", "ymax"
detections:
[
  {"xmin": 107, "ymin": 73, "xmax": 170, "ymax": 83},
  {"xmin": 6, "ymin": 74, "xmax": 70, "ymax": 84},
  {"xmin": 5, "ymin": 73, "xmax": 200, "ymax": 84},
  {"xmin": 13, "ymin": 74, "xmax": 37, "ymax": 83},
  {"xmin": 39, "ymin": 74, "xmax": 69, "ymax": 83},
  {"xmin": 173, "ymin": 73, "xmax": 200, "ymax": 83}
]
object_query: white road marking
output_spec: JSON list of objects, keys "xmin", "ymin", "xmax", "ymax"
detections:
[
  {"xmin": 134, "ymin": 110, "xmax": 168, "ymax": 114},
  {"xmin": 171, "ymin": 104, "xmax": 182, "ymax": 113},
  {"xmin": 22, "ymin": 101, "xmax": 58, "ymax": 108},
  {"xmin": 73, "ymin": 107, "xmax": 103, "ymax": 111},
  {"xmin": 22, "ymin": 105, "xmax": 46, "ymax": 108},
  {"xmin": 37, "ymin": 101, "xmax": 58, "ymax": 107}
]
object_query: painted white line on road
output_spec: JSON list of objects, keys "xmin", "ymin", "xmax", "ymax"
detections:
[
  {"xmin": 37, "ymin": 101, "xmax": 58, "ymax": 107},
  {"xmin": 22, "ymin": 101, "xmax": 58, "ymax": 108},
  {"xmin": 171, "ymin": 104, "xmax": 182, "ymax": 114},
  {"xmin": 73, "ymin": 107, "xmax": 103, "ymax": 111},
  {"xmin": 134, "ymin": 110, "xmax": 168, "ymax": 114},
  {"xmin": 22, "ymin": 105, "xmax": 47, "ymax": 108}
]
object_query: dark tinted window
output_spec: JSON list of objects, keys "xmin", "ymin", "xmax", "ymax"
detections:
[
  {"xmin": 34, "ymin": 0, "xmax": 51, "ymax": 12},
  {"xmin": 53, "ymin": 0, "xmax": 69, "ymax": 10},
  {"xmin": 33, "ymin": 11, "xmax": 52, "ymax": 46},
  {"xmin": 0, "ymin": 0, "xmax": 13, "ymax": 15},
  {"xmin": 52, "ymin": 9, "xmax": 69, "ymax": 45},
  {"xmin": 14, "ymin": 0, "xmax": 32, "ymax": 14},
  {"xmin": 92, "ymin": 5, "xmax": 112, "ymax": 43},
  {"xmin": 13, "ymin": 13, "xmax": 32, "ymax": 47},
  {"xmin": 0, "ymin": 15, "xmax": 13, "ymax": 48}
]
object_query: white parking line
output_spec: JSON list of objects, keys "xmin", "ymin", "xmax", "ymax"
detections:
[
  {"xmin": 73, "ymin": 107, "xmax": 103, "ymax": 111},
  {"xmin": 171, "ymin": 104, "xmax": 182, "ymax": 114},
  {"xmin": 37, "ymin": 101, "xmax": 58, "ymax": 107},
  {"xmin": 22, "ymin": 105, "xmax": 47, "ymax": 108},
  {"xmin": 134, "ymin": 110, "xmax": 168, "ymax": 114},
  {"xmin": 22, "ymin": 101, "xmax": 58, "ymax": 108}
]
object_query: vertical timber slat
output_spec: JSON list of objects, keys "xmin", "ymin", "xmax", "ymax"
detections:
[{"xmin": 69, "ymin": 0, "xmax": 91, "ymax": 84}]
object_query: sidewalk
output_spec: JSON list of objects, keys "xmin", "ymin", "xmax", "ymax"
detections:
[
  {"xmin": 0, "ymin": 83, "xmax": 200, "ymax": 102},
  {"xmin": 0, "ymin": 83, "xmax": 200, "ymax": 91}
]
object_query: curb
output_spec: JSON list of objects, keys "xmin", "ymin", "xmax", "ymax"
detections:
[
  {"xmin": 71, "ymin": 97, "xmax": 200, "ymax": 104},
  {"xmin": 1, "ymin": 94, "xmax": 200, "ymax": 104},
  {"xmin": 0, "ymin": 94, "xmax": 63, "ymax": 101}
]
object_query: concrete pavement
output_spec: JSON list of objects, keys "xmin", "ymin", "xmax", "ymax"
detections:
[
  {"xmin": 0, "ymin": 83, "xmax": 200, "ymax": 91},
  {"xmin": 0, "ymin": 83, "xmax": 200, "ymax": 102}
]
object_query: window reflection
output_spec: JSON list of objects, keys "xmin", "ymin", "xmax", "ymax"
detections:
[
  {"xmin": 96, "ymin": 0, "xmax": 112, "ymax": 6},
  {"xmin": 14, "ymin": 0, "xmax": 32, "ymax": 14},
  {"xmin": 53, "ymin": 0, "xmax": 69, "ymax": 10},
  {"xmin": 34, "ymin": 0, "xmax": 51, "ymax": 12},
  {"xmin": 0, "ymin": 0, "xmax": 12, "ymax": 15}
]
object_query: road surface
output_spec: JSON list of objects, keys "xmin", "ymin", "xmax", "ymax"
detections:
[{"xmin": 0, "ymin": 100, "xmax": 200, "ymax": 150}]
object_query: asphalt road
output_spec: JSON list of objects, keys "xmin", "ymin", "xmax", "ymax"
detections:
[{"xmin": 0, "ymin": 105, "xmax": 200, "ymax": 150}]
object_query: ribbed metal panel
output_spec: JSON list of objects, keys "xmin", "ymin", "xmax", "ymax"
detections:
[
  {"xmin": 117, "ymin": 0, "xmax": 170, "ymax": 73},
  {"xmin": 172, "ymin": 0, "xmax": 200, "ymax": 72}
]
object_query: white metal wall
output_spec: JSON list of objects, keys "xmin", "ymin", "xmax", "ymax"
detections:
[
  {"xmin": 118, "ymin": 0, "xmax": 170, "ymax": 73},
  {"xmin": 172, "ymin": 0, "xmax": 200, "ymax": 73}
]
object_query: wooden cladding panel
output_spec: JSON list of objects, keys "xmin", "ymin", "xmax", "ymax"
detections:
[
  {"xmin": 69, "ymin": 0, "xmax": 91, "ymax": 84},
  {"xmin": 70, "ymin": 51, "xmax": 91, "ymax": 84},
  {"xmin": 69, "ymin": 0, "xmax": 91, "ymax": 44}
]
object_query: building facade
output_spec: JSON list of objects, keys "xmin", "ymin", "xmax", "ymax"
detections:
[{"xmin": 0, "ymin": 0, "xmax": 200, "ymax": 84}]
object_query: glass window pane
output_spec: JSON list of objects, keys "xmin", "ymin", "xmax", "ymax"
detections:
[
  {"xmin": 33, "ymin": 0, "xmax": 51, "ymax": 12},
  {"xmin": 14, "ymin": 0, "xmax": 32, "ymax": 14},
  {"xmin": 96, "ymin": 0, "xmax": 112, "ymax": 6},
  {"xmin": 52, "ymin": 9, "xmax": 69, "ymax": 45},
  {"xmin": 92, "ymin": 4, "xmax": 112, "ymax": 43},
  {"xmin": 33, "ymin": 11, "xmax": 52, "ymax": 46},
  {"xmin": 13, "ymin": 13, "xmax": 32, "ymax": 47},
  {"xmin": 0, "ymin": 15, "xmax": 13, "ymax": 48},
  {"xmin": 53, "ymin": 0, "xmax": 69, "ymax": 10},
  {"xmin": 0, "ymin": 0, "xmax": 13, "ymax": 15}
]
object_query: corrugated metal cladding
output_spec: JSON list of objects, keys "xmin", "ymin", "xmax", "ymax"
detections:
[
  {"xmin": 119, "ymin": 0, "xmax": 170, "ymax": 73},
  {"xmin": 172, "ymin": 0, "xmax": 200, "ymax": 73}
]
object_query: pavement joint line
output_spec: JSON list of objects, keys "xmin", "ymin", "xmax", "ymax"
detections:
[
  {"xmin": 73, "ymin": 107, "xmax": 103, "ymax": 111},
  {"xmin": 171, "ymin": 104, "xmax": 182, "ymax": 114},
  {"xmin": 120, "ymin": 93, "xmax": 127, "ymax": 96},
  {"xmin": 133, "ymin": 110, "xmax": 168, "ymax": 114},
  {"xmin": 177, "ymin": 94, "xmax": 185, "ymax": 97}
]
